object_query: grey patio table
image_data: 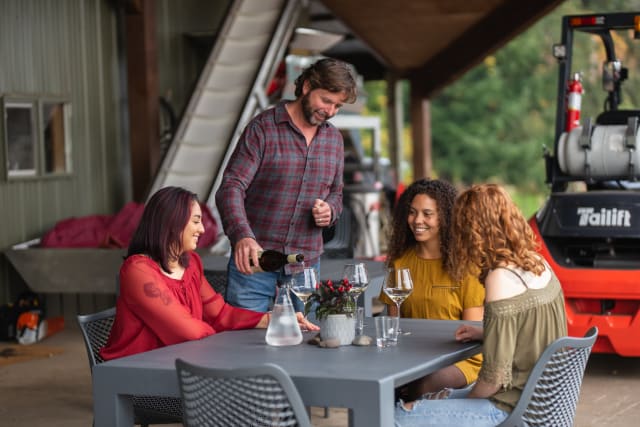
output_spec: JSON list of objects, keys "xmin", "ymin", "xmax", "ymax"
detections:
[
  {"xmin": 93, "ymin": 318, "xmax": 481, "ymax": 427},
  {"xmin": 200, "ymin": 254, "xmax": 387, "ymax": 317}
]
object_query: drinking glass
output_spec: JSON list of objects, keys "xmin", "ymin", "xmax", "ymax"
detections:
[
  {"xmin": 382, "ymin": 267, "xmax": 413, "ymax": 335},
  {"xmin": 374, "ymin": 315, "xmax": 399, "ymax": 348},
  {"xmin": 342, "ymin": 263, "xmax": 369, "ymax": 335},
  {"xmin": 342, "ymin": 263, "xmax": 369, "ymax": 308},
  {"xmin": 290, "ymin": 267, "xmax": 318, "ymax": 330}
]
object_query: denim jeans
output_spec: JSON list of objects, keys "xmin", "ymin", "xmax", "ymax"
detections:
[
  {"xmin": 394, "ymin": 386, "xmax": 509, "ymax": 427},
  {"xmin": 225, "ymin": 257, "xmax": 319, "ymax": 313}
]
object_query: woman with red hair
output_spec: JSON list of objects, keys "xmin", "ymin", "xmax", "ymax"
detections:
[{"xmin": 394, "ymin": 184, "xmax": 567, "ymax": 427}]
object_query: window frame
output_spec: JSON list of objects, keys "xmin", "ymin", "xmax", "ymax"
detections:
[
  {"xmin": 3, "ymin": 98, "xmax": 37, "ymax": 178},
  {"xmin": 40, "ymin": 98, "xmax": 73, "ymax": 177},
  {"xmin": 2, "ymin": 95, "xmax": 72, "ymax": 180}
]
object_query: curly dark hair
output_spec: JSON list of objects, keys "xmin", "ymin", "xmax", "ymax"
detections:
[{"xmin": 386, "ymin": 178, "xmax": 457, "ymax": 269}]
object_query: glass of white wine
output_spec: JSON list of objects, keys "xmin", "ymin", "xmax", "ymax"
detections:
[
  {"xmin": 290, "ymin": 267, "xmax": 319, "ymax": 330},
  {"xmin": 342, "ymin": 263, "xmax": 369, "ymax": 307},
  {"xmin": 382, "ymin": 267, "xmax": 413, "ymax": 335},
  {"xmin": 342, "ymin": 263, "xmax": 369, "ymax": 335}
]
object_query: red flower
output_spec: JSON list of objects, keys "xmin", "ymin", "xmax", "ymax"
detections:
[{"xmin": 304, "ymin": 278, "xmax": 357, "ymax": 320}]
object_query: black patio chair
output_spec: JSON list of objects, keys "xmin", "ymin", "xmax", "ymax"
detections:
[
  {"xmin": 77, "ymin": 307, "xmax": 183, "ymax": 426},
  {"xmin": 203, "ymin": 269, "xmax": 228, "ymax": 298},
  {"xmin": 322, "ymin": 205, "xmax": 354, "ymax": 259},
  {"xmin": 176, "ymin": 358, "xmax": 312, "ymax": 427}
]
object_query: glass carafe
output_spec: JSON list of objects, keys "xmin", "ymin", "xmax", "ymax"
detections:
[{"xmin": 265, "ymin": 280, "xmax": 303, "ymax": 346}]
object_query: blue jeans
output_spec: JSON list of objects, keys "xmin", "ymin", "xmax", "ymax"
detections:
[
  {"xmin": 394, "ymin": 386, "xmax": 509, "ymax": 427},
  {"xmin": 225, "ymin": 257, "xmax": 319, "ymax": 313}
]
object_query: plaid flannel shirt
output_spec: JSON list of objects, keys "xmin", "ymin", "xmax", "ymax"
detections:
[{"xmin": 216, "ymin": 101, "xmax": 344, "ymax": 266}]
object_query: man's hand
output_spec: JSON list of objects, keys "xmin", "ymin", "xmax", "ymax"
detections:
[
  {"xmin": 312, "ymin": 199, "xmax": 332, "ymax": 228},
  {"xmin": 234, "ymin": 237, "xmax": 262, "ymax": 274}
]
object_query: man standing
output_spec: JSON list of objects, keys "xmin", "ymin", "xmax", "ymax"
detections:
[{"xmin": 215, "ymin": 58, "xmax": 358, "ymax": 312}]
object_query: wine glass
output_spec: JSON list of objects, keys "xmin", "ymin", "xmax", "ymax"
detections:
[
  {"xmin": 342, "ymin": 263, "xmax": 369, "ymax": 307},
  {"xmin": 343, "ymin": 263, "xmax": 369, "ymax": 336},
  {"xmin": 290, "ymin": 267, "xmax": 319, "ymax": 330},
  {"xmin": 382, "ymin": 267, "xmax": 413, "ymax": 335}
]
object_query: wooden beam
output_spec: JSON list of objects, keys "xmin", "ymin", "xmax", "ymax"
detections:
[
  {"xmin": 409, "ymin": 87, "xmax": 432, "ymax": 181},
  {"xmin": 125, "ymin": 0, "xmax": 159, "ymax": 202},
  {"xmin": 410, "ymin": 0, "xmax": 564, "ymax": 98},
  {"xmin": 386, "ymin": 72, "xmax": 404, "ymax": 186}
]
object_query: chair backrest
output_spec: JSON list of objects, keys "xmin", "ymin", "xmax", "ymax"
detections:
[
  {"xmin": 77, "ymin": 307, "xmax": 183, "ymax": 425},
  {"xmin": 322, "ymin": 204, "xmax": 354, "ymax": 259},
  {"xmin": 176, "ymin": 358, "xmax": 312, "ymax": 427},
  {"xmin": 203, "ymin": 269, "xmax": 228, "ymax": 297},
  {"xmin": 498, "ymin": 327, "xmax": 598, "ymax": 427},
  {"xmin": 76, "ymin": 307, "xmax": 116, "ymax": 369}
]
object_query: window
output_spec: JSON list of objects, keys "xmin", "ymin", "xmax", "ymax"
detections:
[
  {"xmin": 5, "ymin": 101, "xmax": 36, "ymax": 177},
  {"xmin": 3, "ymin": 96, "xmax": 71, "ymax": 179},
  {"xmin": 42, "ymin": 101, "xmax": 70, "ymax": 174}
]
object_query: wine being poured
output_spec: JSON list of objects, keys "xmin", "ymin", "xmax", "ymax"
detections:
[
  {"xmin": 290, "ymin": 267, "xmax": 318, "ymax": 305},
  {"xmin": 250, "ymin": 250, "xmax": 304, "ymax": 272},
  {"xmin": 290, "ymin": 267, "xmax": 318, "ymax": 332}
]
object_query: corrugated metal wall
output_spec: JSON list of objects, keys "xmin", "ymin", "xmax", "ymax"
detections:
[
  {"xmin": 0, "ymin": 0, "xmax": 123, "ymax": 313},
  {"xmin": 0, "ymin": 0, "xmax": 234, "ymax": 320}
]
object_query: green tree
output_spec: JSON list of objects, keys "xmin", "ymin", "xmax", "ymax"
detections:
[
  {"xmin": 430, "ymin": 4, "xmax": 573, "ymax": 191},
  {"xmin": 364, "ymin": 0, "xmax": 640, "ymax": 195}
]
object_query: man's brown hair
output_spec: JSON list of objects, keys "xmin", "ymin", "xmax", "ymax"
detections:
[{"xmin": 294, "ymin": 58, "xmax": 357, "ymax": 103}]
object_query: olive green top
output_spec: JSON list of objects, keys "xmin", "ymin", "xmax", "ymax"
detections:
[{"xmin": 480, "ymin": 269, "xmax": 568, "ymax": 412}]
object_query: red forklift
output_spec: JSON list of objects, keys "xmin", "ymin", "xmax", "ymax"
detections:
[{"xmin": 530, "ymin": 12, "xmax": 640, "ymax": 356}]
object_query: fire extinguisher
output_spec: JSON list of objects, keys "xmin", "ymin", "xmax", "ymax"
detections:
[{"xmin": 566, "ymin": 72, "xmax": 583, "ymax": 132}]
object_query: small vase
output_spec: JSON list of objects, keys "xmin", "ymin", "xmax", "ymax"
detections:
[{"xmin": 319, "ymin": 314, "xmax": 355, "ymax": 346}]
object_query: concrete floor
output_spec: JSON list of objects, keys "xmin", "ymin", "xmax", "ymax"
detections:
[{"xmin": 0, "ymin": 324, "xmax": 638, "ymax": 427}]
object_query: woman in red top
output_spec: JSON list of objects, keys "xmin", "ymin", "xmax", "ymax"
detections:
[{"xmin": 100, "ymin": 186, "xmax": 317, "ymax": 360}]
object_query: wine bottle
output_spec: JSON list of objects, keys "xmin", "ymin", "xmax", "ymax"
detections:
[{"xmin": 250, "ymin": 250, "xmax": 304, "ymax": 272}]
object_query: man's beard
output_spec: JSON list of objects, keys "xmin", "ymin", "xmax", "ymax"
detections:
[{"xmin": 301, "ymin": 92, "xmax": 331, "ymax": 126}]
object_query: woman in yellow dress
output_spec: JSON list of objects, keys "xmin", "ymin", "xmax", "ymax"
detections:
[{"xmin": 380, "ymin": 179, "xmax": 484, "ymax": 400}]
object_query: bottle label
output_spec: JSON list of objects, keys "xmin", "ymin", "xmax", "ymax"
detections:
[
  {"xmin": 250, "ymin": 264, "xmax": 264, "ymax": 273},
  {"xmin": 286, "ymin": 253, "xmax": 304, "ymax": 264},
  {"xmin": 250, "ymin": 250, "xmax": 265, "ymax": 273}
]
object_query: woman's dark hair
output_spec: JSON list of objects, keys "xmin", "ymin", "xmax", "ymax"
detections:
[
  {"xmin": 127, "ymin": 186, "xmax": 199, "ymax": 273},
  {"xmin": 386, "ymin": 178, "xmax": 457, "ymax": 269},
  {"xmin": 294, "ymin": 58, "xmax": 358, "ymax": 103}
]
